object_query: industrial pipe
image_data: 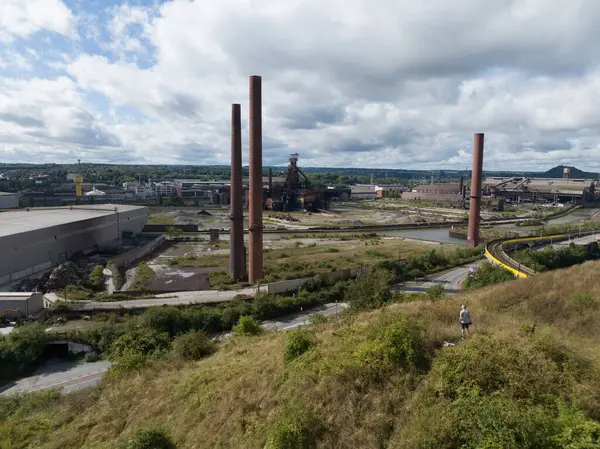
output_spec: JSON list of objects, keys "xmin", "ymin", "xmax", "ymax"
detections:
[
  {"xmin": 248, "ymin": 75, "xmax": 263, "ymax": 282},
  {"xmin": 467, "ymin": 133, "xmax": 484, "ymax": 247},
  {"xmin": 229, "ymin": 104, "xmax": 245, "ymax": 280}
]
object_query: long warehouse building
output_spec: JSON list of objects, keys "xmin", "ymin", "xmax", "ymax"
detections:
[{"xmin": 0, "ymin": 205, "xmax": 148, "ymax": 286}]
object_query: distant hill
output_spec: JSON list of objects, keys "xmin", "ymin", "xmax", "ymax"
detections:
[{"xmin": 543, "ymin": 165, "xmax": 598, "ymax": 179}]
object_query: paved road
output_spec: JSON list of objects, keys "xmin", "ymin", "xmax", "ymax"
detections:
[
  {"xmin": 396, "ymin": 260, "xmax": 484, "ymax": 295},
  {"xmin": 0, "ymin": 360, "xmax": 111, "ymax": 396}
]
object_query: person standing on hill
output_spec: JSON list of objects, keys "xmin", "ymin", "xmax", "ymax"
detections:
[{"xmin": 459, "ymin": 304, "xmax": 471, "ymax": 339}]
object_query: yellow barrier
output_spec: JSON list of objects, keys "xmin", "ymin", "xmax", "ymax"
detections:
[
  {"xmin": 484, "ymin": 246, "xmax": 529, "ymax": 279},
  {"xmin": 486, "ymin": 233, "xmax": 574, "ymax": 279}
]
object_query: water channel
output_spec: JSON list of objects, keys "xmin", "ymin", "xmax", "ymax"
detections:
[{"xmin": 213, "ymin": 208, "xmax": 600, "ymax": 245}]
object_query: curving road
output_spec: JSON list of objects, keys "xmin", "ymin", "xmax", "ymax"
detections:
[{"xmin": 395, "ymin": 260, "xmax": 484, "ymax": 295}]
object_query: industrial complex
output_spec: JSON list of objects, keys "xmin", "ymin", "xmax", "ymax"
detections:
[{"xmin": 0, "ymin": 205, "xmax": 148, "ymax": 288}]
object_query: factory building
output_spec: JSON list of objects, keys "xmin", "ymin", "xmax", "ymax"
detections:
[
  {"xmin": 0, "ymin": 192, "xmax": 19, "ymax": 209},
  {"xmin": 0, "ymin": 205, "xmax": 148, "ymax": 287},
  {"xmin": 485, "ymin": 177, "xmax": 598, "ymax": 203},
  {"xmin": 402, "ymin": 183, "xmax": 465, "ymax": 202}
]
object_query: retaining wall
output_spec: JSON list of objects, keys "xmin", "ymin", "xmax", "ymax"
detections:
[
  {"xmin": 112, "ymin": 236, "xmax": 166, "ymax": 268},
  {"xmin": 142, "ymin": 224, "xmax": 198, "ymax": 233}
]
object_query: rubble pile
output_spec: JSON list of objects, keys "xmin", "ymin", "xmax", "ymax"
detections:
[{"xmin": 38, "ymin": 262, "xmax": 84, "ymax": 292}]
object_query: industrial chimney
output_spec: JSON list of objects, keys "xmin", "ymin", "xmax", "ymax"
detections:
[
  {"xmin": 248, "ymin": 75, "xmax": 263, "ymax": 283},
  {"xmin": 229, "ymin": 104, "xmax": 245, "ymax": 281},
  {"xmin": 466, "ymin": 133, "xmax": 484, "ymax": 248}
]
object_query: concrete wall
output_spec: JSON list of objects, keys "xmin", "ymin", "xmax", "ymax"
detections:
[
  {"xmin": 142, "ymin": 224, "xmax": 198, "ymax": 233},
  {"xmin": 113, "ymin": 236, "xmax": 166, "ymax": 268},
  {"xmin": 0, "ymin": 193, "xmax": 19, "ymax": 209},
  {"xmin": 0, "ymin": 207, "xmax": 148, "ymax": 283}
]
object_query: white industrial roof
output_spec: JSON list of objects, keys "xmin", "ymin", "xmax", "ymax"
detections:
[{"xmin": 0, "ymin": 204, "xmax": 146, "ymax": 238}]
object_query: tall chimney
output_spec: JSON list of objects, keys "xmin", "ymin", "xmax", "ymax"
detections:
[
  {"xmin": 467, "ymin": 133, "xmax": 484, "ymax": 247},
  {"xmin": 229, "ymin": 104, "xmax": 245, "ymax": 281},
  {"xmin": 248, "ymin": 75, "xmax": 263, "ymax": 283},
  {"xmin": 268, "ymin": 168, "xmax": 273, "ymax": 196}
]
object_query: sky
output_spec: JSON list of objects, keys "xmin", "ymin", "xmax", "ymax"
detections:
[{"xmin": 1, "ymin": 0, "xmax": 600, "ymax": 171}]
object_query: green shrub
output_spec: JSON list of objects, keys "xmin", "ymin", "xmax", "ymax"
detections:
[
  {"xmin": 425, "ymin": 283, "xmax": 445, "ymax": 300},
  {"xmin": 233, "ymin": 316, "xmax": 263, "ymax": 336},
  {"xmin": 463, "ymin": 262, "xmax": 515, "ymax": 290},
  {"xmin": 110, "ymin": 328, "xmax": 170, "ymax": 359},
  {"xmin": 130, "ymin": 262, "xmax": 155, "ymax": 291},
  {"xmin": 123, "ymin": 426, "xmax": 176, "ymax": 449},
  {"xmin": 0, "ymin": 324, "xmax": 47, "ymax": 382},
  {"xmin": 284, "ymin": 329, "xmax": 315, "ymax": 364},
  {"xmin": 265, "ymin": 401, "xmax": 319, "ymax": 449},
  {"xmin": 345, "ymin": 267, "xmax": 393, "ymax": 310},
  {"xmin": 88, "ymin": 265, "xmax": 105, "ymax": 291},
  {"xmin": 325, "ymin": 247, "xmax": 340, "ymax": 253},
  {"xmin": 112, "ymin": 353, "xmax": 148, "ymax": 373},
  {"xmin": 431, "ymin": 335, "xmax": 564, "ymax": 403},
  {"xmin": 353, "ymin": 316, "xmax": 431, "ymax": 378},
  {"xmin": 171, "ymin": 331, "xmax": 215, "ymax": 361}
]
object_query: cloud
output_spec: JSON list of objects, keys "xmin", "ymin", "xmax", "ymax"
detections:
[
  {"xmin": 3, "ymin": 0, "xmax": 600, "ymax": 170},
  {"xmin": 0, "ymin": 77, "xmax": 121, "ymax": 155},
  {"xmin": 0, "ymin": 0, "xmax": 75, "ymax": 43}
]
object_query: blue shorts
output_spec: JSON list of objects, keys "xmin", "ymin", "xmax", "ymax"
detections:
[{"xmin": 460, "ymin": 322, "xmax": 470, "ymax": 329}]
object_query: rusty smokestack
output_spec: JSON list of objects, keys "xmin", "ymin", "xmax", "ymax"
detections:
[
  {"xmin": 229, "ymin": 104, "xmax": 245, "ymax": 280},
  {"xmin": 248, "ymin": 75, "xmax": 263, "ymax": 283},
  {"xmin": 268, "ymin": 168, "xmax": 273, "ymax": 196},
  {"xmin": 467, "ymin": 133, "xmax": 484, "ymax": 248}
]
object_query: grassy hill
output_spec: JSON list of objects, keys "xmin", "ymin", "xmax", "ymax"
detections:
[{"xmin": 3, "ymin": 262, "xmax": 600, "ymax": 448}]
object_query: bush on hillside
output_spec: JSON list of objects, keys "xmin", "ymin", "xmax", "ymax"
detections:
[
  {"xmin": 432, "ymin": 335, "xmax": 564, "ymax": 403},
  {"xmin": 171, "ymin": 331, "xmax": 215, "ymax": 361},
  {"xmin": 353, "ymin": 316, "xmax": 431, "ymax": 379},
  {"xmin": 110, "ymin": 328, "xmax": 170, "ymax": 359},
  {"xmin": 123, "ymin": 426, "xmax": 176, "ymax": 449},
  {"xmin": 284, "ymin": 329, "xmax": 315, "ymax": 364},
  {"xmin": 425, "ymin": 283, "xmax": 445, "ymax": 300},
  {"xmin": 233, "ymin": 316, "xmax": 263, "ymax": 336},
  {"xmin": 0, "ymin": 324, "xmax": 47, "ymax": 382},
  {"xmin": 345, "ymin": 267, "xmax": 394, "ymax": 310},
  {"xmin": 265, "ymin": 401, "xmax": 319, "ymax": 449}
]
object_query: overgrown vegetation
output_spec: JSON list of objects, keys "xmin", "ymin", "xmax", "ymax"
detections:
[
  {"xmin": 171, "ymin": 331, "xmax": 215, "ymax": 361},
  {"xmin": 284, "ymin": 329, "xmax": 315, "ymax": 364},
  {"xmin": 514, "ymin": 244, "xmax": 597, "ymax": 272},
  {"xmin": 463, "ymin": 261, "xmax": 515, "ymax": 290},
  {"xmin": 0, "ymin": 324, "xmax": 46, "ymax": 384},
  {"xmin": 121, "ymin": 426, "xmax": 176, "ymax": 449},
  {"xmin": 233, "ymin": 316, "xmax": 263, "ymax": 336},
  {"xmin": 5, "ymin": 262, "xmax": 600, "ymax": 448},
  {"xmin": 130, "ymin": 262, "xmax": 156, "ymax": 291}
]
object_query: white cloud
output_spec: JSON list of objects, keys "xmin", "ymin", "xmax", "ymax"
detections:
[
  {"xmin": 4, "ymin": 0, "xmax": 600, "ymax": 170},
  {"xmin": 0, "ymin": 0, "xmax": 75, "ymax": 43}
]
